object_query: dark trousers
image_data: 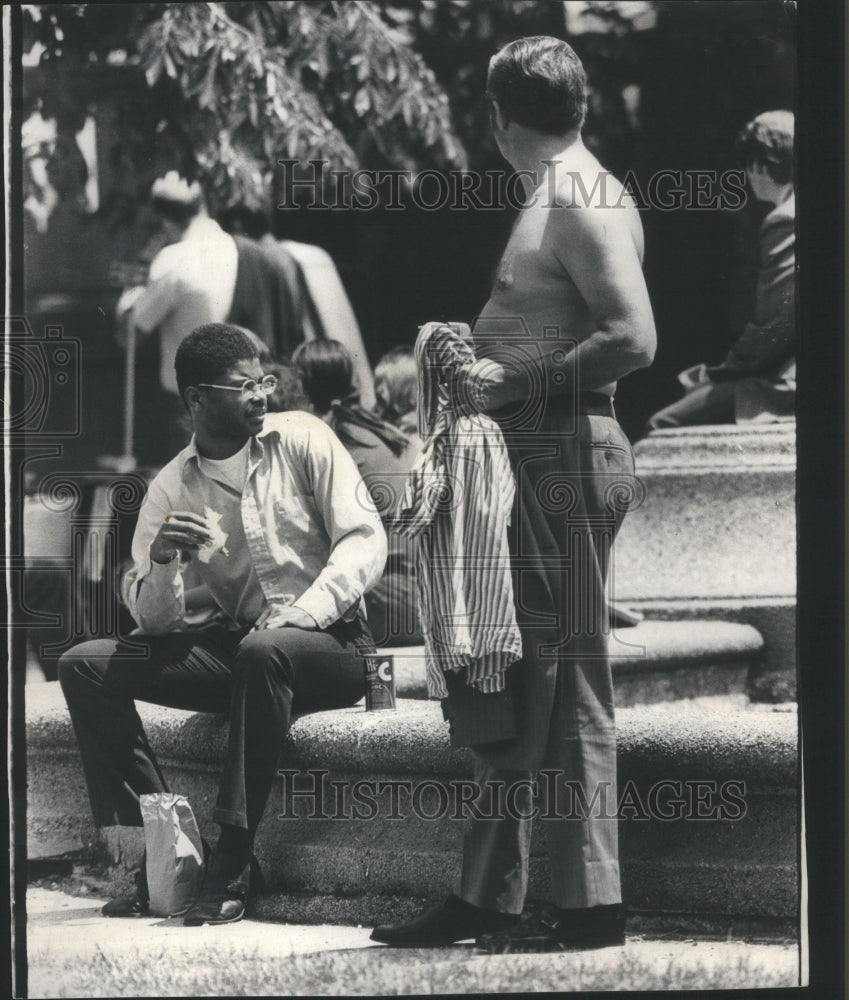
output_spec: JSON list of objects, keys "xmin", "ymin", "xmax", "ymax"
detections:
[
  {"xmin": 460, "ymin": 402, "xmax": 635, "ymax": 912},
  {"xmin": 58, "ymin": 620, "xmax": 368, "ymax": 832},
  {"xmin": 644, "ymin": 380, "xmax": 736, "ymax": 434}
]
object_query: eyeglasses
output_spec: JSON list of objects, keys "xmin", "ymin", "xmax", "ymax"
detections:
[{"xmin": 196, "ymin": 375, "xmax": 278, "ymax": 399}]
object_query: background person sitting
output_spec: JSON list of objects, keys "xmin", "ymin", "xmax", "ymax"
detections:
[
  {"xmin": 294, "ymin": 339, "xmax": 422, "ymax": 646},
  {"xmin": 262, "ymin": 357, "xmax": 312, "ymax": 415},
  {"xmin": 645, "ymin": 111, "xmax": 795, "ymax": 433},
  {"xmin": 373, "ymin": 345, "xmax": 420, "ymax": 437},
  {"xmin": 293, "ymin": 340, "xmax": 413, "ymax": 480}
]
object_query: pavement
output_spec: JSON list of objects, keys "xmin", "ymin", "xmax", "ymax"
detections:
[{"xmin": 24, "ymin": 886, "xmax": 803, "ymax": 997}]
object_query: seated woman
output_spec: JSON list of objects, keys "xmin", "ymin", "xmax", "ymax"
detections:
[{"xmin": 293, "ymin": 340, "xmax": 422, "ymax": 646}]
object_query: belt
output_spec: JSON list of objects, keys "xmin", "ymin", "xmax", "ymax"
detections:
[{"xmin": 578, "ymin": 392, "xmax": 615, "ymax": 417}]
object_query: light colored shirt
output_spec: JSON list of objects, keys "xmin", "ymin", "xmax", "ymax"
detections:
[
  {"xmin": 132, "ymin": 216, "xmax": 239, "ymax": 394},
  {"xmin": 197, "ymin": 439, "xmax": 251, "ymax": 494},
  {"xmin": 277, "ymin": 238, "xmax": 376, "ymax": 410},
  {"xmin": 123, "ymin": 411, "xmax": 387, "ymax": 634}
]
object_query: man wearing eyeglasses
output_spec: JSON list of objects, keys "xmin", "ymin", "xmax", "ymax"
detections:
[{"xmin": 59, "ymin": 323, "xmax": 387, "ymax": 926}]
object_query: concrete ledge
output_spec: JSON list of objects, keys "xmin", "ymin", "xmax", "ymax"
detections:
[
  {"xmin": 614, "ymin": 423, "xmax": 796, "ymax": 604},
  {"xmin": 386, "ymin": 620, "xmax": 763, "ymax": 706},
  {"xmin": 623, "ymin": 598, "xmax": 796, "ymax": 700},
  {"xmin": 27, "ymin": 683, "xmax": 797, "ymax": 928},
  {"xmin": 630, "ymin": 423, "xmax": 796, "ymax": 469}
]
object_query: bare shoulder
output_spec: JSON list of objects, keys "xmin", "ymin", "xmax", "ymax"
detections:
[{"xmin": 547, "ymin": 157, "xmax": 645, "ymax": 261}]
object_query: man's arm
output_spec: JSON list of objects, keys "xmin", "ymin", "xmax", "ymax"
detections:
[
  {"xmin": 467, "ymin": 202, "xmax": 656, "ymax": 409},
  {"xmin": 707, "ymin": 211, "xmax": 795, "ymax": 379},
  {"xmin": 123, "ymin": 479, "xmax": 211, "ymax": 633},
  {"xmin": 280, "ymin": 424, "xmax": 388, "ymax": 630},
  {"xmin": 125, "ymin": 247, "xmax": 182, "ymax": 335}
]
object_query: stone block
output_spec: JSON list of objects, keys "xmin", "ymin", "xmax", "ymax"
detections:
[
  {"xmin": 625, "ymin": 598, "xmax": 796, "ymax": 699},
  {"xmin": 612, "ymin": 424, "xmax": 796, "ymax": 691},
  {"xmin": 27, "ymin": 684, "xmax": 798, "ymax": 927},
  {"xmin": 614, "ymin": 424, "xmax": 796, "ymax": 602},
  {"xmin": 385, "ymin": 620, "xmax": 763, "ymax": 706}
]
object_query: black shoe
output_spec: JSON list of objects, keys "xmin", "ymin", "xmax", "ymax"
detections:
[
  {"xmin": 477, "ymin": 903, "xmax": 626, "ymax": 954},
  {"xmin": 608, "ymin": 603, "xmax": 644, "ymax": 628},
  {"xmin": 182, "ymin": 854, "xmax": 264, "ymax": 927},
  {"xmin": 370, "ymin": 894, "xmax": 518, "ymax": 947},
  {"xmin": 102, "ymin": 865, "xmax": 150, "ymax": 918}
]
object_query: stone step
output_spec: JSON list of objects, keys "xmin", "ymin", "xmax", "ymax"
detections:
[
  {"xmin": 615, "ymin": 424, "xmax": 796, "ymax": 603},
  {"xmin": 612, "ymin": 423, "xmax": 796, "ymax": 692},
  {"xmin": 27, "ymin": 684, "xmax": 797, "ymax": 931},
  {"xmin": 619, "ymin": 598, "xmax": 796, "ymax": 702},
  {"xmin": 385, "ymin": 619, "xmax": 764, "ymax": 706}
]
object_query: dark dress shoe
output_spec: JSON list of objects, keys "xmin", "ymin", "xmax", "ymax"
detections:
[
  {"xmin": 477, "ymin": 903, "xmax": 626, "ymax": 954},
  {"xmin": 370, "ymin": 894, "xmax": 518, "ymax": 947},
  {"xmin": 183, "ymin": 854, "xmax": 264, "ymax": 927},
  {"xmin": 102, "ymin": 864, "xmax": 150, "ymax": 917},
  {"xmin": 608, "ymin": 603, "xmax": 644, "ymax": 628}
]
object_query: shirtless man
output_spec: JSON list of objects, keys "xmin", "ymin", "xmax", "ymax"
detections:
[{"xmin": 372, "ymin": 36, "xmax": 656, "ymax": 953}]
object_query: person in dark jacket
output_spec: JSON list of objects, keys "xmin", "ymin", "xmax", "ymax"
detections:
[{"xmin": 645, "ymin": 111, "xmax": 795, "ymax": 432}]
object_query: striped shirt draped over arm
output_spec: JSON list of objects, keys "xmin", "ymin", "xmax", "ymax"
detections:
[{"xmin": 393, "ymin": 324, "xmax": 522, "ymax": 698}]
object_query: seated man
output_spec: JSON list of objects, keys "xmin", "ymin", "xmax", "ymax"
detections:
[
  {"xmin": 645, "ymin": 111, "xmax": 795, "ymax": 433},
  {"xmin": 59, "ymin": 323, "xmax": 387, "ymax": 926}
]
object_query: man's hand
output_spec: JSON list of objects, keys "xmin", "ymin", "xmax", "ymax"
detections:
[
  {"xmin": 150, "ymin": 511, "xmax": 213, "ymax": 564},
  {"xmin": 254, "ymin": 605, "xmax": 318, "ymax": 631},
  {"xmin": 116, "ymin": 285, "xmax": 146, "ymax": 317},
  {"xmin": 451, "ymin": 358, "xmax": 517, "ymax": 415}
]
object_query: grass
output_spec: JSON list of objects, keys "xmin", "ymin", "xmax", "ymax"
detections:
[{"xmin": 28, "ymin": 938, "xmax": 799, "ymax": 997}]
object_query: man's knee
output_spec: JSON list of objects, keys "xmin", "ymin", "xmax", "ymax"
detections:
[
  {"xmin": 233, "ymin": 630, "xmax": 294, "ymax": 685},
  {"xmin": 58, "ymin": 639, "xmax": 122, "ymax": 692},
  {"xmin": 57, "ymin": 651, "xmax": 78, "ymax": 692}
]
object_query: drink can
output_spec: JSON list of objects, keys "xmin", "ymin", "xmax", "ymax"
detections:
[{"xmin": 364, "ymin": 654, "xmax": 396, "ymax": 711}]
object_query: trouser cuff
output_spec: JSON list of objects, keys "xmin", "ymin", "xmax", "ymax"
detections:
[{"xmin": 212, "ymin": 806, "xmax": 248, "ymax": 829}]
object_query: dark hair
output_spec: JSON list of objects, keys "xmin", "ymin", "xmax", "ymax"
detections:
[
  {"xmin": 487, "ymin": 36, "xmax": 587, "ymax": 136},
  {"xmin": 374, "ymin": 346, "xmax": 417, "ymax": 426},
  {"xmin": 263, "ymin": 359, "xmax": 311, "ymax": 413},
  {"xmin": 293, "ymin": 340, "xmax": 409, "ymax": 456},
  {"xmin": 293, "ymin": 339, "xmax": 354, "ymax": 413},
  {"xmin": 174, "ymin": 323, "xmax": 259, "ymax": 400},
  {"xmin": 218, "ymin": 204, "xmax": 271, "ymax": 239},
  {"xmin": 737, "ymin": 111, "xmax": 794, "ymax": 185},
  {"xmin": 152, "ymin": 190, "xmax": 203, "ymax": 227}
]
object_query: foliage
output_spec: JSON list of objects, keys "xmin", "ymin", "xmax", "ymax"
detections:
[
  {"xmin": 23, "ymin": 2, "xmax": 467, "ymax": 212},
  {"xmin": 379, "ymin": 1, "xmax": 566, "ymax": 169}
]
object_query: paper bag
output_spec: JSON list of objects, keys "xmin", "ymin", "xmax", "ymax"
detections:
[{"xmin": 140, "ymin": 793, "xmax": 205, "ymax": 917}]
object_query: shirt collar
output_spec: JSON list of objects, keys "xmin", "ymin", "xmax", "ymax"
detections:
[{"xmin": 178, "ymin": 431, "xmax": 267, "ymax": 478}]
